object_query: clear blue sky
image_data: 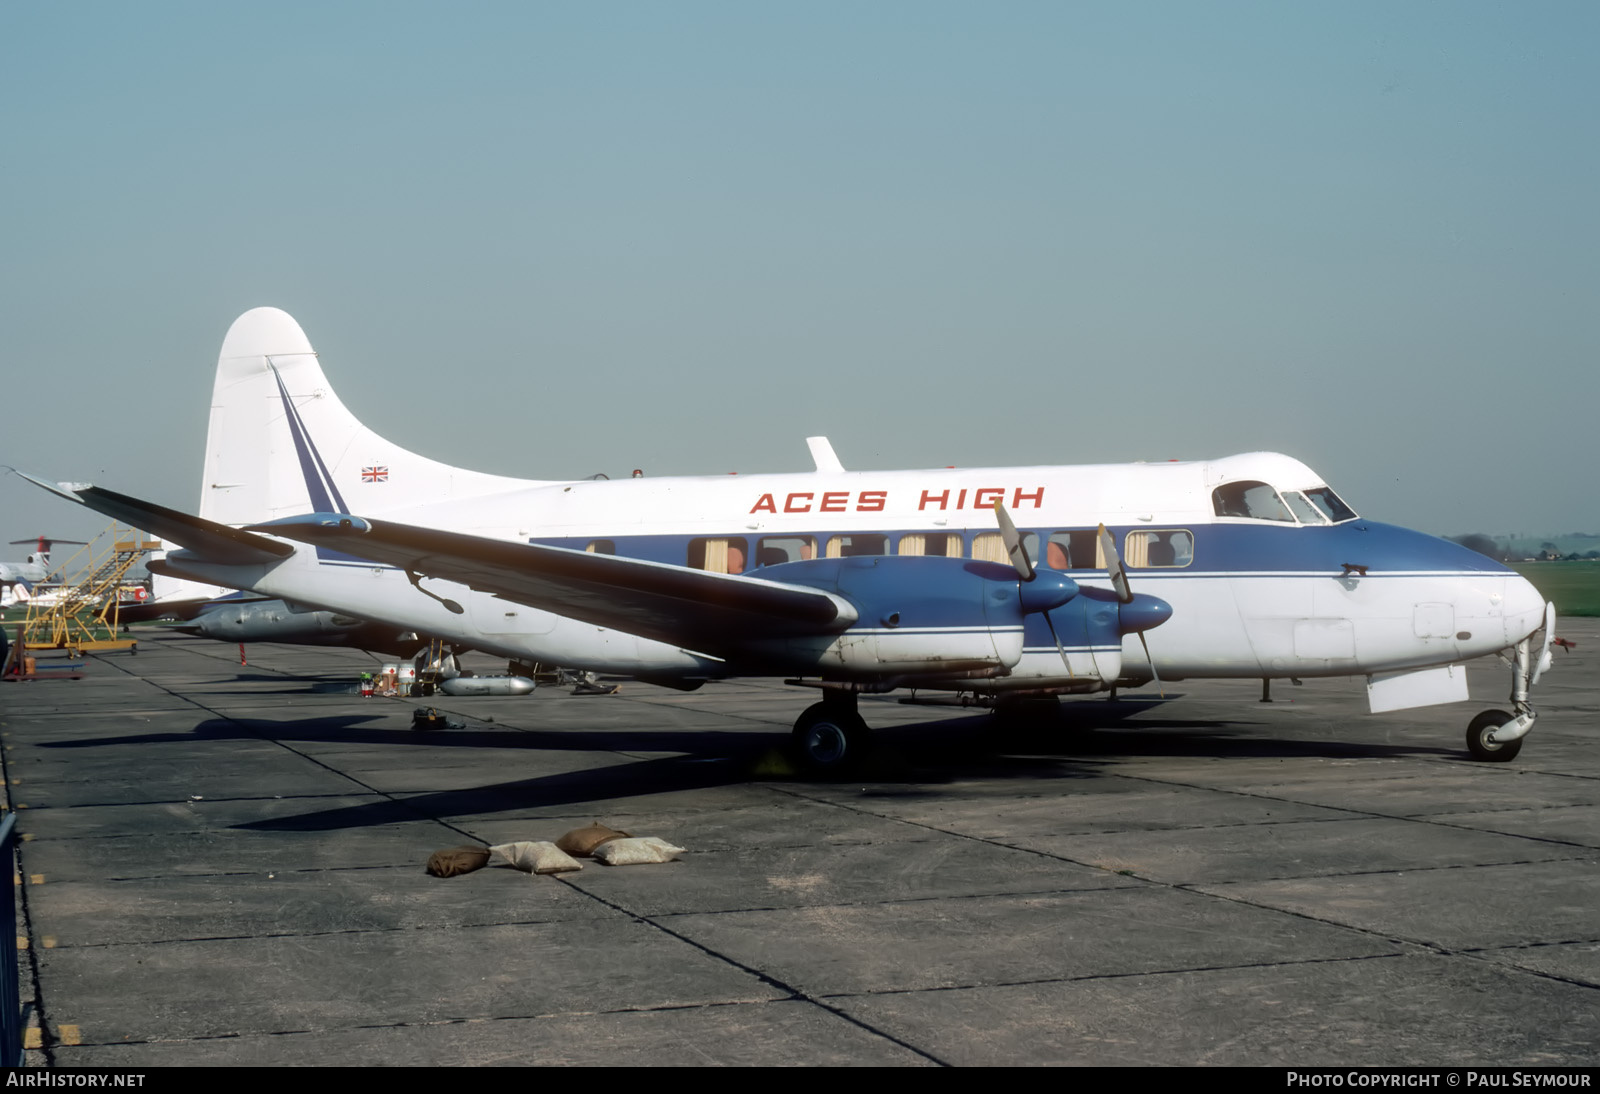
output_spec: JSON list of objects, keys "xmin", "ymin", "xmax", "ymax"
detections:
[{"xmin": 3, "ymin": 1, "xmax": 1596, "ymax": 554}]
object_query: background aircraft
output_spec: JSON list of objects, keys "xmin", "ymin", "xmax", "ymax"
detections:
[{"xmin": 0, "ymin": 536, "xmax": 84, "ymax": 587}]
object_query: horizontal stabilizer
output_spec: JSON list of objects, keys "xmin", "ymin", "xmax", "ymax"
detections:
[
  {"xmin": 251, "ymin": 514, "xmax": 856, "ymax": 650},
  {"xmin": 16, "ymin": 474, "xmax": 293, "ymax": 566}
]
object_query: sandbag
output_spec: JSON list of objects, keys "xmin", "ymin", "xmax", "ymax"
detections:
[
  {"xmin": 490, "ymin": 841, "xmax": 583, "ymax": 875},
  {"xmin": 592, "ymin": 837, "xmax": 686, "ymax": 866},
  {"xmin": 426, "ymin": 846, "xmax": 491, "ymax": 878},
  {"xmin": 555, "ymin": 822, "xmax": 631, "ymax": 856}
]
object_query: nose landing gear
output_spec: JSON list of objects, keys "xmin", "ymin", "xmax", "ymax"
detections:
[{"xmin": 1466, "ymin": 602, "xmax": 1556, "ymax": 763}]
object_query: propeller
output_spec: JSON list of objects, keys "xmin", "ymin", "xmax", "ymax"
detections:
[
  {"xmin": 1098, "ymin": 523, "xmax": 1163, "ymax": 696},
  {"xmin": 995, "ymin": 501, "xmax": 1073, "ymax": 676}
]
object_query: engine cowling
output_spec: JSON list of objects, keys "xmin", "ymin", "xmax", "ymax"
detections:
[{"xmin": 745, "ymin": 556, "xmax": 1078, "ymax": 679}]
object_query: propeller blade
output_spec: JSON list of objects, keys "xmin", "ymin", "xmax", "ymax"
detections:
[
  {"xmin": 1137, "ymin": 630, "xmax": 1164, "ymax": 699},
  {"xmin": 994, "ymin": 501, "xmax": 1034, "ymax": 581},
  {"xmin": 1097, "ymin": 524, "xmax": 1132, "ymax": 603},
  {"xmin": 1042, "ymin": 609, "xmax": 1074, "ymax": 679},
  {"xmin": 994, "ymin": 502, "xmax": 1082, "ymax": 679},
  {"xmin": 1099, "ymin": 523, "xmax": 1166, "ymax": 694}
]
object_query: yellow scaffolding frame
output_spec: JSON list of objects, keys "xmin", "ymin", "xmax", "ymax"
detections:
[{"xmin": 11, "ymin": 523, "xmax": 157, "ymax": 661}]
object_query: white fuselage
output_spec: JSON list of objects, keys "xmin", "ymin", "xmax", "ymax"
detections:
[{"xmin": 162, "ymin": 451, "xmax": 1547, "ymax": 693}]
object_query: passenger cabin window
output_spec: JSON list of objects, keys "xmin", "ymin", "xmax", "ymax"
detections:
[
  {"xmin": 688, "ymin": 537, "xmax": 749, "ymax": 574},
  {"xmin": 1124, "ymin": 529, "xmax": 1193, "ymax": 568},
  {"xmin": 755, "ymin": 536, "xmax": 816, "ymax": 567},
  {"xmin": 826, "ymin": 534, "xmax": 888, "ymax": 558},
  {"xmin": 1043, "ymin": 530, "xmax": 1105, "ymax": 570},
  {"xmin": 585, "ymin": 539, "xmax": 615, "ymax": 554},
  {"xmin": 897, "ymin": 532, "xmax": 964, "ymax": 558},
  {"xmin": 969, "ymin": 533, "xmax": 1009, "ymax": 564},
  {"xmin": 1212, "ymin": 481, "xmax": 1295, "ymax": 522}
]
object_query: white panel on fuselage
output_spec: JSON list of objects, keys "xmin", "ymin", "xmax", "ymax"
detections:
[
  {"xmin": 1293, "ymin": 618, "xmax": 1357, "ymax": 661},
  {"xmin": 1413, "ymin": 602, "xmax": 1456, "ymax": 639},
  {"xmin": 1367, "ymin": 664, "xmax": 1470, "ymax": 713},
  {"xmin": 1233, "ymin": 574, "xmax": 1313, "ymax": 675}
]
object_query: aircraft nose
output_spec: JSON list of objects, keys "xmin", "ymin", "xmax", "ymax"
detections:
[{"xmin": 1502, "ymin": 572, "xmax": 1547, "ymax": 645}]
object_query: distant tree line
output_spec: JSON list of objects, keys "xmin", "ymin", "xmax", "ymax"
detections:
[
  {"xmin": 1449, "ymin": 534, "xmax": 1506, "ymax": 561},
  {"xmin": 1449, "ymin": 534, "xmax": 1600, "ymax": 562}
]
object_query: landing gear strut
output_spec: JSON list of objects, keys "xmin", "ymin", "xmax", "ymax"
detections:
[{"xmin": 792, "ymin": 692, "xmax": 871, "ymax": 774}]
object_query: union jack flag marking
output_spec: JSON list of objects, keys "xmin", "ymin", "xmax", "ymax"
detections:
[{"xmin": 362, "ymin": 466, "xmax": 389, "ymax": 483}]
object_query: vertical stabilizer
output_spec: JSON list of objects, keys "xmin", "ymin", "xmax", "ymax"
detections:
[{"xmin": 199, "ymin": 308, "xmax": 545, "ymax": 526}]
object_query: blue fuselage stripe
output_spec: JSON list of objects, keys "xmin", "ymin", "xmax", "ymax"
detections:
[{"xmin": 528, "ymin": 520, "xmax": 1510, "ymax": 578}]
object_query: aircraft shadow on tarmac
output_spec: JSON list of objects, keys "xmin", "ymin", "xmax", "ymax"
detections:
[
  {"xmin": 38, "ymin": 716, "xmax": 785, "ymax": 755},
  {"xmin": 36, "ymin": 701, "xmax": 1458, "ymax": 831},
  {"xmin": 192, "ymin": 672, "xmax": 368, "ymax": 694}
]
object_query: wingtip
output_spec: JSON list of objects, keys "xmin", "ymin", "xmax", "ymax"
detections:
[{"xmin": 12, "ymin": 470, "xmax": 88, "ymax": 502}]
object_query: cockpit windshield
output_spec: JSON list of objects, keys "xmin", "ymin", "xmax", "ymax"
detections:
[
  {"xmin": 1303, "ymin": 486, "xmax": 1357, "ymax": 523},
  {"xmin": 1282, "ymin": 491, "xmax": 1328, "ymax": 525},
  {"xmin": 1213, "ymin": 480, "xmax": 1358, "ymax": 524}
]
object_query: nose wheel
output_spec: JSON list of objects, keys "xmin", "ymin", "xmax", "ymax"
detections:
[
  {"xmin": 792, "ymin": 697, "xmax": 871, "ymax": 774},
  {"xmin": 1466, "ymin": 709, "xmax": 1522, "ymax": 762}
]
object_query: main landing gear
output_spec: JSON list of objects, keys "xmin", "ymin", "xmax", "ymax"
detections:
[{"xmin": 792, "ymin": 692, "xmax": 871, "ymax": 774}]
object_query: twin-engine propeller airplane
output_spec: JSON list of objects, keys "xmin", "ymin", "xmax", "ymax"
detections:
[{"xmin": 22, "ymin": 308, "xmax": 1558, "ymax": 770}]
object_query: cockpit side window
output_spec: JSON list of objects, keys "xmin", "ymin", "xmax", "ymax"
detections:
[
  {"xmin": 1303, "ymin": 486, "xmax": 1358, "ymax": 523},
  {"xmin": 1212, "ymin": 481, "xmax": 1295, "ymax": 523}
]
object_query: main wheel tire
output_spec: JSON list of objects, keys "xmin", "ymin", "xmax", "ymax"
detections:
[
  {"xmin": 1466, "ymin": 709, "xmax": 1522, "ymax": 762},
  {"xmin": 792, "ymin": 702, "xmax": 870, "ymax": 774}
]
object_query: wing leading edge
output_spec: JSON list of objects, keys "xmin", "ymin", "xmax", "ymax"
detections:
[
  {"xmin": 15, "ymin": 474, "xmax": 292, "ymax": 566},
  {"xmin": 251, "ymin": 514, "xmax": 858, "ymax": 652}
]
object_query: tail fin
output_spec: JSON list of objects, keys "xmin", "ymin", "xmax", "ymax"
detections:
[{"xmin": 200, "ymin": 308, "xmax": 547, "ymax": 527}]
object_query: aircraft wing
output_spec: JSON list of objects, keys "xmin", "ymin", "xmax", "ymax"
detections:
[
  {"xmin": 16, "ymin": 474, "xmax": 293, "ymax": 565},
  {"xmin": 251, "ymin": 515, "xmax": 857, "ymax": 649}
]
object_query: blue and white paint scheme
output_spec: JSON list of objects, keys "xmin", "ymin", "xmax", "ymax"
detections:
[{"xmin": 28, "ymin": 308, "xmax": 1557, "ymax": 769}]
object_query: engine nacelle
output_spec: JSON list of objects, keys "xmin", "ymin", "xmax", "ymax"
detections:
[{"xmin": 744, "ymin": 556, "xmax": 1077, "ymax": 679}]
